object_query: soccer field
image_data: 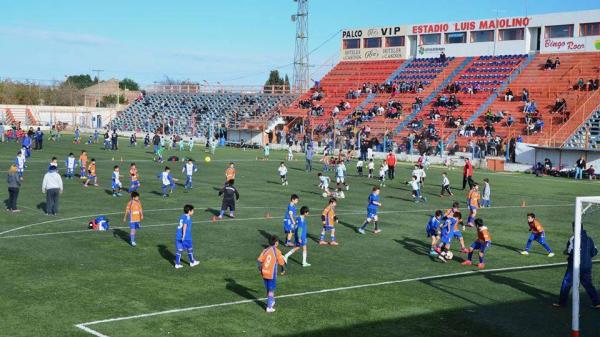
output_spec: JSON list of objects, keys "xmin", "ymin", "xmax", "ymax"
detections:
[{"xmin": 1, "ymin": 138, "xmax": 599, "ymax": 337}]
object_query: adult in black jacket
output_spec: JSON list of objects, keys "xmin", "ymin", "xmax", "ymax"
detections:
[
  {"xmin": 218, "ymin": 180, "xmax": 239, "ymax": 219},
  {"xmin": 554, "ymin": 226, "xmax": 599, "ymax": 308}
]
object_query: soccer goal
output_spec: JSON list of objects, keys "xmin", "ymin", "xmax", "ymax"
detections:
[{"xmin": 571, "ymin": 196, "xmax": 600, "ymax": 337}]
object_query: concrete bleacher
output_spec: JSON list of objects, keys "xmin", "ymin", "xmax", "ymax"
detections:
[{"xmin": 108, "ymin": 92, "xmax": 295, "ymax": 135}]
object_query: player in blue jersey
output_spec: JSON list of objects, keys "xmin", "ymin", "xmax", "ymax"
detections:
[
  {"xmin": 358, "ymin": 186, "xmax": 382, "ymax": 234},
  {"xmin": 182, "ymin": 158, "xmax": 198, "ymax": 190},
  {"xmin": 426, "ymin": 210, "xmax": 443, "ymax": 256},
  {"xmin": 283, "ymin": 206, "xmax": 311, "ymax": 267},
  {"xmin": 284, "ymin": 194, "xmax": 299, "ymax": 246},
  {"xmin": 174, "ymin": 204, "xmax": 200, "ymax": 269},
  {"xmin": 437, "ymin": 211, "xmax": 463, "ymax": 262}
]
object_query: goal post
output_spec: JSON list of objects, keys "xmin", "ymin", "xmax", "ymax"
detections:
[{"xmin": 571, "ymin": 196, "xmax": 600, "ymax": 337}]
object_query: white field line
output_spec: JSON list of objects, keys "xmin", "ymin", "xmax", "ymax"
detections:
[
  {"xmin": 74, "ymin": 260, "xmax": 598, "ymax": 337},
  {"xmin": 0, "ymin": 204, "xmax": 573, "ymax": 240},
  {"xmin": 0, "ymin": 206, "xmax": 274, "ymax": 236}
]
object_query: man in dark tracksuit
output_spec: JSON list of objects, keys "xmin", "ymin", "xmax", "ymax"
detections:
[
  {"xmin": 554, "ymin": 227, "xmax": 599, "ymax": 309},
  {"xmin": 218, "ymin": 180, "xmax": 239, "ymax": 219}
]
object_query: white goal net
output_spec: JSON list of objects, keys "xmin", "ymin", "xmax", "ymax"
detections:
[{"xmin": 571, "ymin": 196, "xmax": 600, "ymax": 337}]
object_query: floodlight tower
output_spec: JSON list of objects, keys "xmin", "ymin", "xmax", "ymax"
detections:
[{"xmin": 292, "ymin": 0, "xmax": 309, "ymax": 94}]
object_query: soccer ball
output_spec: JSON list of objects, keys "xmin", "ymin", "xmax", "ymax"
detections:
[
  {"xmin": 322, "ymin": 192, "xmax": 328, "ymax": 198},
  {"xmin": 204, "ymin": 156, "xmax": 211, "ymax": 163},
  {"xmin": 445, "ymin": 251, "xmax": 454, "ymax": 260}
]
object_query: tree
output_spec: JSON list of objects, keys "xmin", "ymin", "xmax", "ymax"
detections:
[
  {"xmin": 264, "ymin": 70, "xmax": 287, "ymax": 94},
  {"xmin": 100, "ymin": 94, "xmax": 127, "ymax": 107},
  {"xmin": 65, "ymin": 74, "xmax": 95, "ymax": 89},
  {"xmin": 119, "ymin": 78, "xmax": 139, "ymax": 91},
  {"xmin": 284, "ymin": 74, "xmax": 290, "ymax": 93}
]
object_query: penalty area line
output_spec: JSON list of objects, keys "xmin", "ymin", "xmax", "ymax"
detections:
[{"xmin": 74, "ymin": 260, "xmax": 597, "ymax": 336}]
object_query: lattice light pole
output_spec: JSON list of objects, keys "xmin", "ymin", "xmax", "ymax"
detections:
[{"xmin": 292, "ymin": 0, "xmax": 309, "ymax": 94}]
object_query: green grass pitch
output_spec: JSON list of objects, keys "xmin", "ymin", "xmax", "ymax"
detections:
[{"xmin": 0, "ymin": 137, "xmax": 599, "ymax": 336}]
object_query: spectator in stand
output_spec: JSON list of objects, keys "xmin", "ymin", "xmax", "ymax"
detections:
[
  {"xmin": 462, "ymin": 158, "xmax": 474, "ymax": 190},
  {"xmin": 553, "ymin": 98, "xmax": 567, "ymax": 114},
  {"xmin": 521, "ymin": 88, "xmax": 529, "ymax": 102},
  {"xmin": 577, "ymin": 78, "xmax": 585, "ymax": 91},
  {"xmin": 593, "ymin": 79, "xmax": 599, "ymax": 91},
  {"xmin": 575, "ymin": 156, "xmax": 586, "ymax": 180},
  {"xmin": 504, "ymin": 88, "xmax": 514, "ymax": 101},
  {"xmin": 544, "ymin": 57, "xmax": 554, "ymax": 70},
  {"xmin": 587, "ymin": 79, "xmax": 594, "ymax": 91},
  {"xmin": 554, "ymin": 57, "xmax": 560, "ymax": 69},
  {"xmin": 439, "ymin": 52, "xmax": 447, "ymax": 64}
]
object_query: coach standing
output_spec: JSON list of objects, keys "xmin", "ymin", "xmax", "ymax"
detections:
[
  {"xmin": 305, "ymin": 146, "xmax": 314, "ymax": 172},
  {"xmin": 553, "ymin": 225, "xmax": 599, "ymax": 309},
  {"xmin": 152, "ymin": 133, "xmax": 161, "ymax": 154},
  {"xmin": 386, "ymin": 150, "xmax": 397, "ymax": 180},
  {"xmin": 462, "ymin": 158, "xmax": 474, "ymax": 190},
  {"xmin": 42, "ymin": 165, "xmax": 63, "ymax": 216}
]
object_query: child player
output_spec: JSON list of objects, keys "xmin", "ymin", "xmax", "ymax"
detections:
[
  {"xmin": 15, "ymin": 151, "xmax": 26, "ymax": 180},
  {"xmin": 466, "ymin": 183, "xmax": 480, "ymax": 227},
  {"xmin": 283, "ymin": 194, "xmax": 299, "ymax": 246},
  {"xmin": 278, "ymin": 162, "xmax": 289, "ymax": 186},
  {"xmin": 257, "ymin": 235, "xmax": 286, "ymax": 313},
  {"xmin": 367, "ymin": 159, "xmax": 374, "ymax": 178},
  {"xmin": 320, "ymin": 198, "xmax": 338, "ymax": 245},
  {"xmin": 79, "ymin": 150, "xmax": 88, "ymax": 179},
  {"xmin": 426, "ymin": 210, "xmax": 443, "ymax": 256},
  {"xmin": 317, "ymin": 173, "xmax": 331, "ymax": 197},
  {"xmin": 158, "ymin": 166, "xmax": 176, "ymax": 197},
  {"xmin": 111, "ymin": 165, "xmax": 123, "ymax": 197},
  {"xmin": 182, "ymin": 158, "xmax": 198, "ymax": 190},
  {"xmin": 123, "ymin": 191, "xmax": 143, "ymax": 247},
  {"xmin": 378, "ymin": 161, "xmax": 387, "ymax": 187},
  {"xmin": 437, "ymin": 212, "xmax": 463, "ymax": 262},
  {"xmin": 335, "ymin": 161, "xmax": 349, "ymax": 191},
  {"xmin": 225, "ymin": 162, "xmax": 236, "ymax": 184},
  {"xmin": 358, "ymin": 187, "xmax": 382, "ymax": 234},
  {"xmin": 440, "ymin": 172, "xmax": 453, "ymax": 197},
  {"xmin": 218, "ymin": 180, "xmax": 239, "ymax": 218},
  {"xmin": 521, "ymin": 213, "xmax": 554, "ymax": 257},
  {"xmin": 408, "ymin": 175, "xmax": 427, "ymax": 203},
  {"xmin": 356, "ymin": 158, "xmax": 364, "ymax": 176},
  {"xmin": 462, "ymin": 218, "xmax": 492, "ymax": 269},
  {"xmin": 65, "ymin": 153, "xmax": 77, "ymax": 179},
  {"xmin": 83, "ymin": 159, "xmax": 98, "ymax": 187},
  {"xmin": 283, "ymin": 206, "xmax": 311, "ymax": 267},
  {"xmin": 129, "ymin": 163, "xmax": 140, "ymax": 192},
  {"xmin": 174, "ymin": 204, "xmax": 200, "ymax": 268}
]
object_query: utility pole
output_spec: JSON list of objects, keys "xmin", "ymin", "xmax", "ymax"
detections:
[{"xmin": 292, "ymin": 0, "xmax": 309, "ymax": 94}]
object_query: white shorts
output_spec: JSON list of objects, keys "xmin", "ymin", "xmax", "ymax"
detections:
[{"xmin": 336, "ymin": 177, "xmax": 344, "ymax": 183}]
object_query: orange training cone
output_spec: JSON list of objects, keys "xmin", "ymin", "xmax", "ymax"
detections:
[
  {"xmin": 521, "ymin": 200, "xmax": 526, "ymax": 208},
  {"xmin": 265, "ymin": 212, "xmax": 271, "ymax": 219}
]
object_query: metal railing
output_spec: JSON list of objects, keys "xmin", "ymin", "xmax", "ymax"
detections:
[{"xmin": 144, "ymin": 84, "xmax": 294, "ymax": 95}]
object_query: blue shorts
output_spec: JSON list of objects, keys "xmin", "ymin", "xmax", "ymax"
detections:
[
  {"xmin": 367, "ymin": 208, "xmax": 378, "ymax": 219},
  {"xmin": 427, "ymin": 228, "xmax": 439, "ymax": 237},
  {"xmin": 441, "ymin": 233, "xmax": 453, "ymax": 244},
  {"xmin": 453, "ymin": 231, "xmax": 463, "ymax": 239},
  {"xmin": 471, "ymin": 241, "xmax": 491, "ymax": 253},
  {"xmin": 295, "ymin": 238, "xmax": 307, "ymax": 247},
  {"xmin": 283, "ymin": 220, "xmax": 294, "ymax": 233},
  {"xmin": 112, "ymin": 182, "xmax": 122, "ymax": 189},
  {"xmin": 176, "ymin": 239, "xmax": 193, "ymax": 251},
  {"xmin": 469, "ymin": 205, "xmax": 478, "ymax": 211},
  {"xmin": 129, "ymin": 222, "xmax": 140, "ymax": 229},
  {"xmin": 529, "ymin": 232, "xmax": 546, "ymax": 243},
  {"xmin": 323, "ymin": 225, "xmax": 335, "ymax": 231},
  {"xmin": 263, "ymin": 278, "xmax": 276, "ymax": 291},
  {"xmin": 130, "ymin": 181, "xmax": 140, "ymax": 188}
]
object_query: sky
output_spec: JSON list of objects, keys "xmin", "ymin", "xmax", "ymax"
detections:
[{"xmin": 0, "ymin": 0, "xmax": 598, "ymax": 87}]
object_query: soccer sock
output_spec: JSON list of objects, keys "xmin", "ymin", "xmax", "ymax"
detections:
[
  {"xmin": 162, "ymin": 186, "xmax": 167, "ymax": 195},
  {"xmin": 542, "ymin": 243, "xmax": 552, "ymax": 253},
  {"xmin": 219, "ymin": 210, "xmax": 225, "ymax": 217},
  {"xmin": 267, "ymin": 295, "xmax": 274, "ymax": 309},
  {"xmin": 187, "ymin": 249, "xmax": 195, "ymax": 262},
  {"xmin": 302, "ymin": 250, "xmax": 307, "ymax": 264},
  {"xmin": 479, "ymin": 255, "xmax": 485, "ymax": 264},
  {"xmin": 284, "ymin": 250, "xmax": 293, "ymax": 260},
  {"xmin": 331, "ymin": 234, "xmax": 336, "ymax": 242},
  {"xmin": 360, "ymin": 221, "xmax": 368, "ymax": 230},
  {"xmin": 130, "ymin": 233, "xmax": 135, "ymax": 243},
  {"xmin": 320, "ymin": 231, "xmax": 325, "ymax": 241},
  {"xmin": 467, "ymin": 215, "xmax": 473, "ymax": 224},
  {"xmin": 525, "ymin": 239, "xmax": 533, "ymax": 251},
  {"xmin": 175, "ymin": 251, "xmax": 182, "ymax": 264},
  {"xmin": 467, "ymin": 251, "xmax": 473, "ymax": 261},
  {"xmin": 374, "ymin": 221, "xmax": 379, "ymax": 230}
]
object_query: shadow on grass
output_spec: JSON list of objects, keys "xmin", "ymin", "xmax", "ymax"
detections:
[
  {"xmin": 112, "ymin": 228, "xmax": 130, "ymax": 245},
  {"xmin": 157, "ymin": 244, "xmax": 175, "ymax": 266},
  {"xmin": 266, "ymin": 180, "xmax": 282, "ymax": 185},
  {"xmin": 36, "ymin": 202, "xmax": 46, "ymax": 212},
  {"xmin": 150, "ymin": 190, "xmax": 164, "ymax": 196},
  {"xmin": 258, "ymin": 229, "xmax": 278, "ymax": 248},
  {"xmin": 224, "ymin": 278, "xmax": 264, "ymax": 309},
  {"xmin": 493, "ymin": 242, "xmax": 523, "ymax": 254},
  {"xmin": 338, "ymin": 220, "xmax": 358, "ymax": 231},
  {"xmin": 394, "ymin": 237, "xmax": 431, "ymax": 256},
  {"xmin": 205, "ymin": 208, "xmax": 221, "ymax": 217},
  {"xmin": 300, "ymin": 190, "xmax": 322, "ymax": 196}
]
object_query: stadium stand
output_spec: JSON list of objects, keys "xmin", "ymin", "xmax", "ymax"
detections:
[{"xmin": 107, "ymin": 92, "xmax": 296, "ymax": 136}]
